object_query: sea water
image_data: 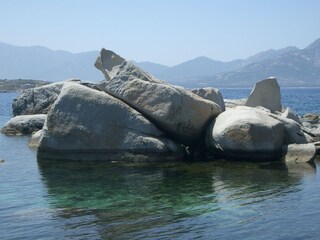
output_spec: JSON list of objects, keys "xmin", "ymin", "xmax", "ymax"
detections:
[{"xmin": 0, "ymin": 89, "xmax": 320, "ymax": 240}]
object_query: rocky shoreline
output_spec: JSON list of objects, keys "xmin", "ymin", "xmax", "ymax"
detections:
[
  {"xmin": 1, "ymin": 49, "xmax": 319, "ymax": 164},
  {"xmin": 0, "ymin": 79, "xmax": 50, "ymax": 93}
]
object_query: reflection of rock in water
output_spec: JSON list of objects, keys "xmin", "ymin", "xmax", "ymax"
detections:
[
  {"xmin": 37, "ymin": 160, "xmax": 216, "ymax": 238},
  {"xmin": 211, "ymin": 161, "xmax": 315, "ymax": 210},
  {"xmin": 37, "ymin": 160, "xmax": 314, "ymax": 239},
  {"xmin": 285, "ymin": 161, "xmax": 316, "ymax": 177}
]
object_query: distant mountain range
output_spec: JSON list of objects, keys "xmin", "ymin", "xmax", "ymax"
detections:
[
  {"xmin": 1, "ymin": 38, "xmax": 320, "ymax": 87},
  {"xmin": 0, "ymin": 42, "xmax": 102, "ymax": 82}
]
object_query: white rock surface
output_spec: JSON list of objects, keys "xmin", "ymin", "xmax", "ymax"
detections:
[
  {"xmin": 245, "ymin": 77, "xmax": 282, "ymax": 112},
  {"xmin": 38, "ymin": 83, "xmax": 184, "ymax": 162},
  {"xmin": 206, "ymin": 106, "xmax": 284, "ymax": 159},
  {"xmin": 95, "ymin": 49, "xmax": 222, "ymax": 146},
  {"xmin": 94, "ymin": 48, "xmax": 125, "ymax": 81}
]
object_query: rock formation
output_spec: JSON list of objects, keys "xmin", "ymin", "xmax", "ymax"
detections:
[
  {"xmin": 37, "ymin": 83, "xmax": 184, "ymax": 161},
  {"xmin": 95, "ymin": 49, "xmax": 222, "ymax": 146},
  {"xmin": 1, "ymin": 48, "xmax": 318, "ymax": 164}
]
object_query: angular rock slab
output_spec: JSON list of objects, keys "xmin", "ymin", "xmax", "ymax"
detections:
[
  {"xmin": 245, "ymin": 77, "xmax": 282, "ymax": 112},
  {"xmin": 1, "ymin": 114, "xmax": 46, "ymax": 135},
  {"xmin": 191, "ymin": 87, "xmax": 226, "ymax": 111},
  {"xmin": 206, "ymin": 106, "xmax": 285, "ymax": 160},
  {"xmin": 95, "ymin": 49, "xmax": 222, "ymax": 146},
  {"xmin": 38, "ymin": 83, "xmax": 184, "ymax": 162},
  {"xmin": 94, "ymin": 48, "xmax": 125, "ymax": 81},
  {"xmin": 282, "ymin": 143, "xmax": 316, "ymax": 163}
]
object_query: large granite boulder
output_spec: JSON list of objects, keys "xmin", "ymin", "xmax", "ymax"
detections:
[
  {"xmin": 95, "ymin": 49, "xmax": 222, "ymax": 146},
  {"xmin": 206, "ymin": 106, "xmax": 309, "ymax": 160},
  {"xmin": 191, "ymin": 87, "xmax": 225, "ymax": 111},
  {"xmin": 12, "ymin": 79, "xmax": 99, "ymax": 116},
  {"xmin": 245, "ymin": 77, "xmax": 282, "ymax": 112},
  {"xmin": 1, "ymin": 114, "xmax": 46, "ymax": 135},
  {"xmin": 37, "ymin": 83, "xmax": 184, "ymax": 162},
  {"xmin": 206, "ymin": 106, "xmax": 284, "ymax": 160}
]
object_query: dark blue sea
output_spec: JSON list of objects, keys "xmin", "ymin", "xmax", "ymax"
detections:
[{"xmin": 0, "ymin": 88, "xmax": 320, "ymax": 240}]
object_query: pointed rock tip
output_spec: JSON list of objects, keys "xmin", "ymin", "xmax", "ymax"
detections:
[{"xmin": 97, "ymin": 48, "xmax": 125, "ymax": 71}]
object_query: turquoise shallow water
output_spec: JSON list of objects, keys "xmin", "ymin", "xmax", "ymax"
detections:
[{"xmin": 0, "ymin": 89, "xmax": 320, "ymax": 240}]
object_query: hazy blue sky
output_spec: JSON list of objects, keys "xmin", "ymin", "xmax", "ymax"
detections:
[{"xmin": 1, "ymin": 0, "xmax": 320, "ymax": 65}]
